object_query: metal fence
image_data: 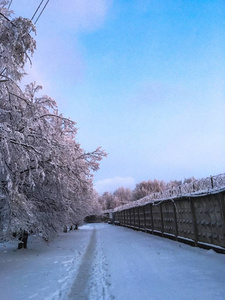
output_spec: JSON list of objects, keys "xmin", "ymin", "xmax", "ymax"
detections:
[{"xmin": 113, "ymin": 189, "xmax": 225, "ymax": 253}]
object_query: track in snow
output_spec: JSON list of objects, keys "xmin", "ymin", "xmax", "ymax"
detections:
[
  {"xmin": 67, "ymin": 223, "xmax": 225, "ymax": 300},
  {"xmin": 68, "ymin": 225, "xmax": 113, "ymax": 300}
]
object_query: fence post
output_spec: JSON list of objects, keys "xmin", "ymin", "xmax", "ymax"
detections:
[
  {"xmin": 133, "ymin": 208, "xmax": 135, "ymax": 227},
  {"xmin": 138, "ymin": 206, "xmax": 141, "ymax": 229},
  {"xmin": 221, "ymin": 193, "xmax": 225, "ymax": 248},
  {"xmin": 150, "ymin": 203, "xmax": 154, "ymax": 233},
  {"xmin": 190, "ymin": 198, "xmax": 198, "ymax": 246},
  {"xmin": 143, "ymin": 205, "xmax": 146, "ymax": 231},
  {"xmin": 210, "ymin": 176, "xmax": 214, "ymax": 189},
  {"xmin": 160, "ymin": 203, "xmax": 164, "ymax": 237},
  {"xmin": 172, "ymin": 200, "xmax": 178, "ymax": 240}
]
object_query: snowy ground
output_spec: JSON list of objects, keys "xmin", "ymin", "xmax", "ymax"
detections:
[{"xmin": 1, "ymin": 223, "xmax": 225, "ymax": 300}]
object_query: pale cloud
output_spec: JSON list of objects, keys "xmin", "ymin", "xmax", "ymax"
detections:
[
  {"xmin": 11, "ymin": 0, "xmax": 113, "ymax": 33},
  {"xmin": 49, "ymin": 0, "xmax": 113, "ymax": 32},
  {"xmin": 94, "ymin": 176, "xmax": 135, "ymax": 194},
  {"xmin": 132, "ymin": 81, "xmax": 188, "ymax": 107},
  {"xmin": 12, "ymin": 0, "xmax": 113, "ymax": 91}
]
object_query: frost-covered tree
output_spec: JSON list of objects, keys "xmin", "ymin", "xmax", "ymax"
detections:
[
  {"xmin": 166, "ymin": 179, "xmax": 182, "ymax": 189},
  {"xmin": 98, "ymin": 192, "xmax": 116, "ymax": 210},
  {"xmin": 183, "ymin": 177, "xmax": 196, "ymax": 185},
  {"xmin": 98, "ymin": 188, "xmax": 133, "ymax": 210},
  {"xmin": 0, "ymin": 1, "xmax": 106, "ymax": 242},
  {"xmin": 113, "ymin": 187, "xmax": 133, "ymax": 205},
  {"xmin": 133, "ymin": 179, "xmax": 166, "ymax": 200}
]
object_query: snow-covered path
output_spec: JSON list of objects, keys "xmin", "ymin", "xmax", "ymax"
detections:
[{"xmin": 1, "ymin": 223, "xmax": 225, "ymax": 300}]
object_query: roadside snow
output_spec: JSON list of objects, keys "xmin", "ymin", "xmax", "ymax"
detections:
[
  {"xmin": 0, "ymin": 226, "xmax": 93, "ymax": 300},
  {"xmin": 1, "ymin": 223, "xmax": 225, "ymax": 300}
]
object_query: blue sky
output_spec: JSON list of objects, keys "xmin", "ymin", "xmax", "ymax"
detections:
[{"xmin": 11, "ymin": 0, "xmax": 225, "ymax": 193}]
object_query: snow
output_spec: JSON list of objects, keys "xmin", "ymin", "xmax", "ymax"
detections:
[
  {"xmin": 1, "ymin": 223, "xmax": 225, "ymax": 300},
  {"xmin": 0, "ymin": 228, "xmax": 89, "ymax": 300}
]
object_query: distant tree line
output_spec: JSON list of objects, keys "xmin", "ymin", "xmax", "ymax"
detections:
[{"xmin": 98, "ymin": 177, "xmax": 196, "ymax": 210}]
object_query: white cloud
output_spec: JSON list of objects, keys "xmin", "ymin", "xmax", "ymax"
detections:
[
  {"xmin": 49, "ymin": 0, "xmax": 113, "ymax": 32},
  {"xmin": 94, "ymin": 176, "xmax": 135, "ymax": 194},
  {"xmin": 12, "ymin": 0, "xmax": 113, "ymax": 92}
]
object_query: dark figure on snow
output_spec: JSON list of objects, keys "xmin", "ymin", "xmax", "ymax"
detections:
[{"xmin": 18, "ymin": 231, "xmax": 29, "ymax": 249}]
